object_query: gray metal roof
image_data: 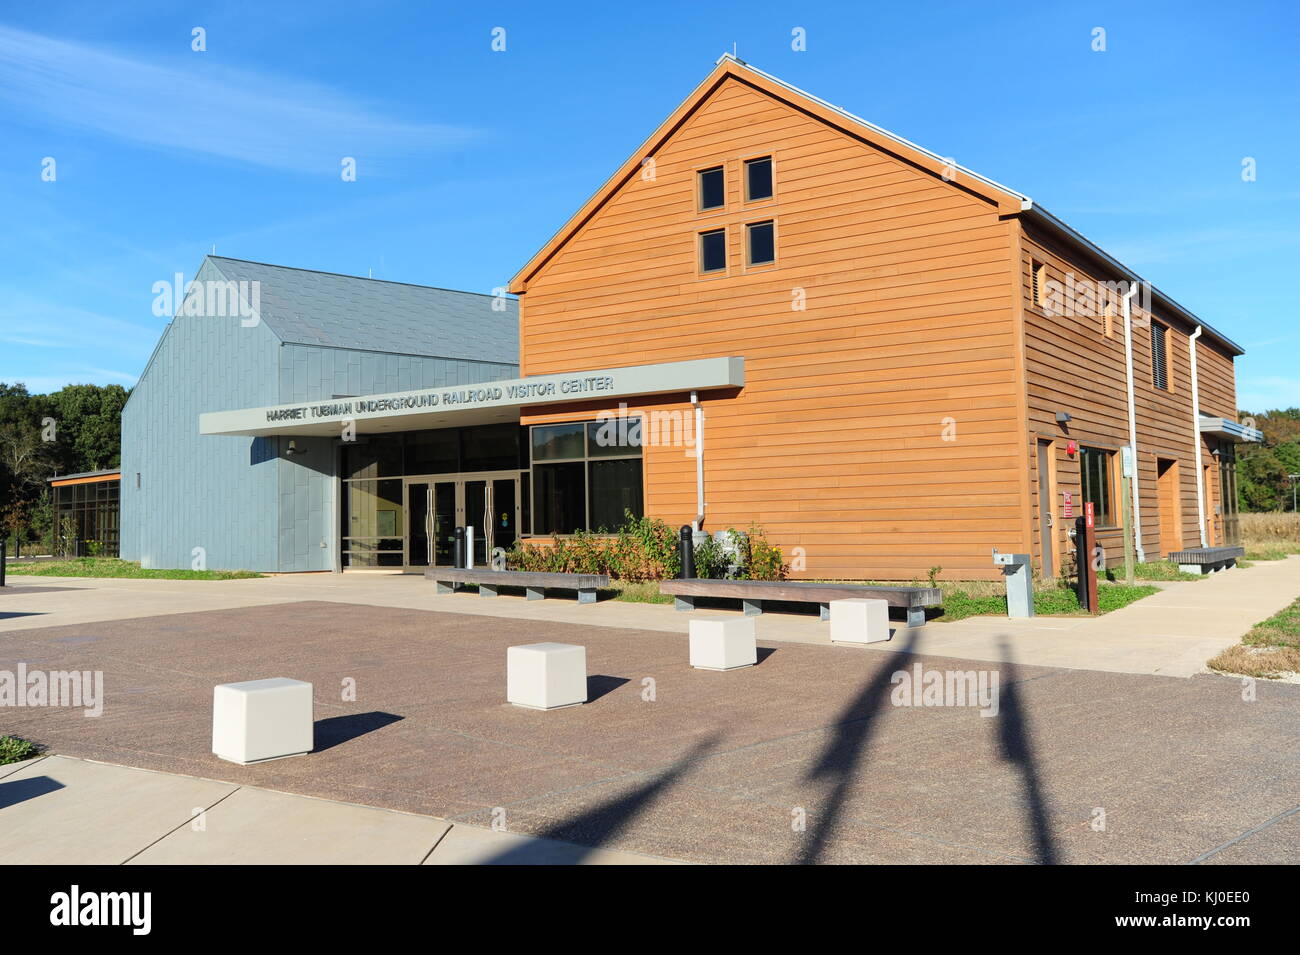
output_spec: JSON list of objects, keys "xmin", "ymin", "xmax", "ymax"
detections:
[{"xmin": 206, "ymin": 256, "xmax": 518, "ymax": 364}]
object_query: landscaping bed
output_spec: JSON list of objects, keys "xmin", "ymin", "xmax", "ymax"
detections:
[
  {"xmin": 1208, "ymin": 594, "xmax": 1300, "ymax": 680},
  {"xmin": 5, "ymin": 557, "xmax": 262, "ymax": 581}
]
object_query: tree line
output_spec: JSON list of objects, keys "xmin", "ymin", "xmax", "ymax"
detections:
[
  {"xmin": 1237, "ymin": 407, "xmax": 1300, "ymax": 511},
  {"xmin": 1, "ymin": 382, "xmax": 129, "ymax": 553}
]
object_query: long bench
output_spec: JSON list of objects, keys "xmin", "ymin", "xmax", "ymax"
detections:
[
  {"xmin": 425, "ymin": 568, "xmax": 610, "ymax": 604},
  {"xmin": 1167, "ymin": 546, "xmax": 1245, "ymax": 575},
  {"xmin": 659, "ymin": 579, "xmax": 943, "ymax": 628}
]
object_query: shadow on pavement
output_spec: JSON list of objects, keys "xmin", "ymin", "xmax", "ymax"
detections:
[
  {"xmin": 996, "ymin": 638, "xmax": 1058, "ymax": 865},
  {"xmin": 312, "ymin": 711, "xmax": 403, "ymax": 752},
  {"xmin": 483, "ymin": 733, "xmax": 722, "ymax": 864},
  {"xmin": 586, "ymin": 675, "xmax": 629, "ymax": 702},
  {"xmin": 795, "ymin": 628, "xmax": 920, "ymax": 864},
  {"xmin": 0, "ymin": 775, "xmax": 64, "ymax": 810}
]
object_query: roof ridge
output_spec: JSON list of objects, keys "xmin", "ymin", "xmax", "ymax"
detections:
[{"xmin": 205, "ymin": 255, "xmax": 510, "ymax": 300}]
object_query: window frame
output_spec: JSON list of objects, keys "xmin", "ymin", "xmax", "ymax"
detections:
[
  {"xmin": 1079, "ymin": 445, "xmax": 1118, "ymax": 529},
  {"xmin": 527, "ymin": 420, "xmax": 645, "ymax": 536},
  {"xmin": 743, "ymin": 155, "xmax": 774, "ymax": 202},
  {"xmin": 697, "ymin": 165, "xmax": 725, "ymax": 213},
  {"xmin": 698, "ymin": 227, "xmax": 727, "ymax": 275},
  {"xmin": 1150, "ymin": 319, "xmax": 1170, "ymax": 391},
  {"xmin": 745, "ymin": 219, "xmax": 776, "ymax": 267}
]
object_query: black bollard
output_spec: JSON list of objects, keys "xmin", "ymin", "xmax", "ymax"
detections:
[
  {"xmin": 1, "ymin": 539, "xmax": 6, "ymax": 587},
  {"xmin": 1073, "ymin": 516, "xmax": 1089, "ymax": 612},
  {"xmin": 678, "ymin": 525, "xmax": 695, "ymax": 579},
  {"xmin": 453, "ymin": 526, "xmax": 466, "ymax": 569}
]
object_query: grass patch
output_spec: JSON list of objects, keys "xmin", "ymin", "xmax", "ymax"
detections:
[
  {"xmin": 1105, "ymin": 561, "xmax": 1204, "ymax": 582},
  {"xmin": 6, "ymin": 557, "xmax": 262, "ymax": 580},
  {"xmin": 0, "ymin": 735, "xmax": 40, "ymax": 765},
  {"xmin": 609, "ymin": 580, "xmax": 675, "ymax": 604},
  {"xmin": 1239, "ymin": 512, "xmax": 1300, "ymax": 560},
  {"xmin": 1208, "ymin": 594, "xmax": 1300, "ymax": 679},
  {"xmin": 1243, "ymin": 544, "xmax": 1295, "ymax": 561},
  {"xmin": 935, "ymin": 583, "xmax": 1159, "ymax": 622}
]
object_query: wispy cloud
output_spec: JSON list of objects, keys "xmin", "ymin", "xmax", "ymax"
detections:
[{"xmin": 0, "ymin": 25, "xmax": 475, "ymax": 173}]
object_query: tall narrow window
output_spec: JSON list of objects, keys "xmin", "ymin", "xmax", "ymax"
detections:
[
  {"xmin": 1080, "ymin": 446, "xmax": 1115, "ymax": 527},
  {"xmin": 699, "ymin": 228, "xmax": 726, "ymax": 273},
  {"xmin": 698, "ymin": 166, "xmax": 724, "ymax": 211},
  {"xmin": 1151, "ymin": 321, "xmax": 1169, "ymax": 390},
  {"xmin": 1031, "ymin": 260, "xmax": 1046, "ymax": 307},
  {"xmin": 745, "ymin": 156, "xmax": 773, "ymax": 201},
  {"xmin": 746, "ymin": 220, "xmax": 775, "ymax": 265}
]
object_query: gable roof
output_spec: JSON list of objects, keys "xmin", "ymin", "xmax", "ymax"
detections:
[
  {"xmin": 207, "ymin": 256, "xmax": 519, "ymax": 364},
  {"xmin": 509, "ymin": 54, "xmax": 1243, "ymax": 357}
]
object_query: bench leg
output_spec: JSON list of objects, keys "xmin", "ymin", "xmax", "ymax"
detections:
[
  {"xmin": 907, "ymin": 606, "xmax": 926, "ymax": 628},
  {"xmin": 480, "ymin": 583, "xmax": 497, "ymax": 598},
  {"xmin": 1179, "ymin": 563, "xmax": 1205, "ymax": 575},
  {"xmin": 435, "ymin": 580, "xmax": 453, "ymax": 595},
  {"xmin": 674, "ymin": 595, "xmax": 695, "ymax": 612},
  {"xmin": 578, "ymin": 589, "xmax": 596, "ymax": 605},
  {"xmin": 743, "ymin": 599, "xmax": 763, "ymax": 617},
  {"xmin": 819, "ymin": 602, "xmax": 830, "ymax": 622},
  {"xmin": 525, "ymin": 586, "xmax": 544, "ymax": 601}
]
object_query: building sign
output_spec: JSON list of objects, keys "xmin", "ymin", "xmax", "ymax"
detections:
[
  {"xmin": 1062, "ymin": 491, "xmax": 1073, "ymax": 520},
  {"xmin": 1085, "ymin": 501, "xmax": 1095, "ymax": 528}
]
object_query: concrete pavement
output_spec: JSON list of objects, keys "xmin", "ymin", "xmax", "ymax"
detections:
[
  {"xmin": 4, "ymin": 555, "xmax": 1299, "ymax": 676},
  {"xmin": 0, "ymin": 755, "xmax": 678, "ymax": 865}
]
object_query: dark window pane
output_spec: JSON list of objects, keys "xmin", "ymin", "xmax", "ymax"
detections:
[
  {"xmin": 698, "ymin": 166, "xmax": 724, "ymax": 210},
  {"xmin": 700, "ymin": 229, "xmax": 726, "ymax": 273},
  {"xmin": 405, "ymin": 429, "xmax": 459, "ymax": 474},
  {"xmin": 531, "ymin": 423, "xmax": 586, "ymax": 461},
  {"xmin": 588, "ymin": 459, "xmax": 643, "ymax": 531},
  {"xmin": 745, "ymin": 157, "xmax": 773, "ymax": 200},
  {"xmin": 461, "ymin": 422, "xmax": 519, "ymax": 472},
  {"xmin": 343, "ymin": 436, "xmax": 403, "ymax": 478},
  {"xmin": 533, "ymin": 462, "xmax": 586, "ymax": 535},
  {"xmin": 587, "ymin": 418, "xmax": 643, "ymax": 457},
  {"xmin": 747, "ymin": 221, "xmax": 775, "ymax": 265},
  {"xmin": 1080, "ymin": 448, "xmax": 1113, "ymax": 527},
  {"xmin": 1151, "ymin": 323, "xmax": 1168, "ymax": 390}
]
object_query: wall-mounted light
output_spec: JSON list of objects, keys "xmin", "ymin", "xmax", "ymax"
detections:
[
  {"xmin": 285, "ymin": 440, "xmax": 308, "ymax": 457},
  {"xmin": 1055, "ymin": 411, "xmax": 1072, "ymax": 425}
]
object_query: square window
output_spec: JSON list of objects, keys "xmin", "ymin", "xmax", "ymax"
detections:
[
  {"xmin": 698, "ymin": 166, "xmax": 724, "ymax": 211},
  {"xmin": 745, "ymin": 157, "xmax": 773, "ymax": 201},
  {"xmin": 699, "ymin": 228, "xmax": 726, "ymax": 273},
  {"xmin": 746, "ymin": 220, "xmax": 775, "ymax": 265}
]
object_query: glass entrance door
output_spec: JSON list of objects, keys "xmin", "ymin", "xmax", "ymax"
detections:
[{"xmin": 402, "ymin": 472, "xmax": 519, "ymax": 570}]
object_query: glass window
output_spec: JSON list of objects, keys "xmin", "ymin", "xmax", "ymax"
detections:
[
  {"xmin": 343, "ymin": 436, "xmax": 403, "ymax": 478},
  {"xmin": 532, "ymin": 423, "xmax": 586, "ymax": 461},
  {"xmin": 588, "ymin": 459, "xmax": 643, "ymax": 531},
  {"xmin": 747, "ymin": 220, "xmax": 775, "ymax": 265},
  {"xmin": 745, "ymin": 157, "xmax": 773, "ymax": 201},
  {"xmin": 586, "ymin": 418, "xmax": 642, "ymax": 457},
  {"xmin": 1080, "ymin": 447, "xmax": 1114, "ymax": 527},
  {"xmin": 533, "ymin": 462, "xmax": 586, "ymax": 535},
  {"xmin": 405, "ymin": 429, "xmax": 459, "ymax": 474},
  {"xmin": 1151, "ymin": 322, "xmax": 1169, "ymax": 390},
  {"xmin": 461, "ymin": 422, "xmax": 519, "ymax": 472},
  {"xmin": 700, "ymin": 229, "xmax": 726, "ymax": 273},
  {"xmin": 698, "ymin": 166, "xmax": 724, "ymax": 210}
]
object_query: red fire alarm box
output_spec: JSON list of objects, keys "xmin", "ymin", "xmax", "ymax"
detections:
[{"xmin": 1065, "ymin": 440, "xmax": 1078, "ymax": 456}]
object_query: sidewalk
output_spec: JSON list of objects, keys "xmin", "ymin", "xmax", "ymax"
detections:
[
  {"xmin": 0, "ymin": 755, "xmax": 681, "ymax": 865},
  {"xmin": 4, "ymin": 556, "xmax": 1298, "ymax": 676}
]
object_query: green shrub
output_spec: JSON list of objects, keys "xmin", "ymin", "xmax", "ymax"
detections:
[{"xmin": 0, "ymin": 735, "xmax": 39, "ymax": 765}]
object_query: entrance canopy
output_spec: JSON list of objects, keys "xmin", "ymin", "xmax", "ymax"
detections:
[{"xmin": 199, "ymin": 357, "xmax": 744, "ymax": 437}]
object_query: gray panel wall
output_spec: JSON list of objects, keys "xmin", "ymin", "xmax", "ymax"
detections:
[
  {"xmin": 273, "ymin": 344, "xmax": 517, "ymax": 572},
  {"xmin": 120, "ymin": 260, "xmax": 281, "ymax": 571}
]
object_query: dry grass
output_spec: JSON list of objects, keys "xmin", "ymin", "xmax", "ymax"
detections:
[
  {"xmin": 1239, "ymin": 512, "xmax": 1300, "ymax": 559},
  {"xmin": 1207, "ymin": 643, "xmax": 1300, "ymax": 680}
]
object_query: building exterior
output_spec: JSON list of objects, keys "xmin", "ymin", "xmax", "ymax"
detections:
[
  {"xmin": 50, "ymin": 469, "xmax": 121, "ymax": 557},
  {"xmin": 135, "ymin": 56, "xmax": 1259, "ymax": 581}
]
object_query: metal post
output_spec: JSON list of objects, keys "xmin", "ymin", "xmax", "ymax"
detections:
[
  {"xmin": 453, "ymin": 527, "xmax": 466, "ymax": 569},
  {"xmin": 1121, "ymin": 474, "xmax": 1136, "ymax": 586},
  {"xmin": 1074, "ymin": 516, "xmax": 1090, "ymax": 612},
  {"xmin": 678, "ymin": 525, "xmax": 695, "ymax": 579},
  {"xmin": 1, "ymin": 539, "xmax": 6, "ymax": 587}
]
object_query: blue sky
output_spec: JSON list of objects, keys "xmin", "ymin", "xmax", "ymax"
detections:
[{"xmin": 1, "ymin": 0, "xmax": 1296, "ymax": 408}]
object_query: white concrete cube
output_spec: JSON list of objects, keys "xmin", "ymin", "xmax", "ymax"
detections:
[
  {"xmin": 688, "ymin": 615, "xmax": 757, "ymax": 671},
  {"xmin": 212, "ymin": 677, "xmax": 314, "ymax": 765},
  {"xmin": 507, "ymin": 643, "xmax": 587, "ymax": 710},
  {"xmin": 830, "ymin": 598, "xmax": 891, "ymax": 644}
]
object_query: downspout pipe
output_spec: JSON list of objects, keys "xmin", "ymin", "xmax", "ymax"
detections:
[
  {"xmin": 1122, "ymin": 283, "xmax": 1146, "ymax": 561},
  {"xmin": 1189, "ymin": 326, "xmax": 1209, "ymax": 547},
  {"xmin": 690, "ymin": 390, "xmax": 705, "ymax": 532}
]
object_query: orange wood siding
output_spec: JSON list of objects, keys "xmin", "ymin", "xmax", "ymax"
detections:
[
  {"xmin": 1019, "ymin": 226, "xmax": 1240, "ymax": 566},
  {"xmin": 517, "ymin": 76, "xmax": 1027, "ymax": 581}
]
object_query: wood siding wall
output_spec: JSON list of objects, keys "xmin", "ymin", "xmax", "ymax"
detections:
[
  {"xmin": 1020, "ymin": 225, "xmax": 1240, "ymax": 569},
  {"xmin": 517, "ymin": 76, "xmax": 1028, "ymax": 581}
]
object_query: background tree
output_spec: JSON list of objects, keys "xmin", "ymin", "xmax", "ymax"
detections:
[{"xmin": 1238, "ymin": 407, "xmax": 1300, "ymax": 511}]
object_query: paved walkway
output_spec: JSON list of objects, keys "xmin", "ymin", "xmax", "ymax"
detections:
[
  {"xmin": 0, "ymin": 755, "xmax": 678, "ymax": 865},
  {"xmin": 4, "ymin": 555, "xmax": 1299, "ymax": 676}
]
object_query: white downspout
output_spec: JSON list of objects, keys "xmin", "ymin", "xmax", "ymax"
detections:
[
  {"xmin": 1189, "ymin": 326, "xmax": 1208, "ymax": 547},
  {"xmin": 690, "ymin": 390, "xmax": 705, "ymax": 532},
  {"xmin": 1122, "ymin": 283, "xmax": 1146, "ymax": 561}
]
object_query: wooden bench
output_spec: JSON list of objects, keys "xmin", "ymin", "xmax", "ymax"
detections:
[
  {"xmin": 425, "ymin": 568, "xmax": 610, "ymax": 604},
  {"xmin": 1166, "ymin": 546, "xmax": 1245, "ymax": 575},
  {"xmin": 659, "ymin": 579, "xmax": 943, "ymax": 628}
]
